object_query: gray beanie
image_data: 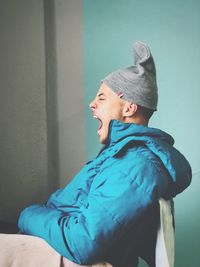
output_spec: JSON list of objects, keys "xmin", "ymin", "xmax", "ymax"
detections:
[{"xmin": 102, "ymin": 41, "xmax": 158, "ymax": 110}]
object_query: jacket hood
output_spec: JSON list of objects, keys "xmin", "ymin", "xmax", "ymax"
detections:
[{"xmin": 107, "ymin": 120, "xmax": 192, "ymax": 198}]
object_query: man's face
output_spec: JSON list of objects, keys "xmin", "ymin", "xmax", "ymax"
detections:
[{"xmin": 89, "ymin": 83, "xmax": 125, "ymax": 144}]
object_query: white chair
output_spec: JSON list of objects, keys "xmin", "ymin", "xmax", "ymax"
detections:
[{"xmin": 155, "ymin": 198, "xmax": 174, "ymax": 267}]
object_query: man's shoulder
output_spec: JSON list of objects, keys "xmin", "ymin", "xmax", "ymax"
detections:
[
  {"xmin": 114, "ymin": 142, "xmax": 161, "ymax": 166},
  {"xmin": 101, "ymin": 143, "xmax": 163, "ymax": 179},
  {"xmin": 95, "ymin": 144, "xmax": 166, "ymax": 200}
]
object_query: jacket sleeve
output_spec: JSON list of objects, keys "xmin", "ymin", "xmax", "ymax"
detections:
[{"xmin": 18, "ymin": 160, "xmax": 159, "ymax": 265}]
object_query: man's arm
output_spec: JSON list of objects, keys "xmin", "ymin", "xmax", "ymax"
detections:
[{"xmin": 18, "ymin": 160, "xmax": 160, "ymax": 265}]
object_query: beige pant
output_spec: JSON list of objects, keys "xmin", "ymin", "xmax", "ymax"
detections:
[{"xmin": 0, "ymin": 234, "xmax": 112, "ymax": 267}]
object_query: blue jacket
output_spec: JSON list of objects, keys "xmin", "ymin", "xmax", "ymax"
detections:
[{"xmin": 18, "ymin": 120, "xmax": 192, "ymax": 266}]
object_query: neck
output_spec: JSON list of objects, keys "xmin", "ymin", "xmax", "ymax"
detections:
[{"xmin": 123, "ymin": 115, "xmax": 148, "ymax": 126}]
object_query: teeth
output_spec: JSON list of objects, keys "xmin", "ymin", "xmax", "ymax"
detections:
[{"xmin": 93, "ymin": 115, "xmax": 98, "ymax": 119}]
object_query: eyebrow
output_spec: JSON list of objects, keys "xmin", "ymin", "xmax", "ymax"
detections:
[{"xmin": 97, "ymin": 92, "xmax": 105, "ymax": 97}]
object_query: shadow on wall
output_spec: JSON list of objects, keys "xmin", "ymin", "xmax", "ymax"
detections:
[{"xmin": 0, "ymin": 221, "xmax": 18, "ymax": 234}]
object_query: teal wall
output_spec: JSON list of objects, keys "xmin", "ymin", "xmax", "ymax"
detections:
[{"xmin": 83, "ymin": 0, "xmax": 200, "ymax": 266}]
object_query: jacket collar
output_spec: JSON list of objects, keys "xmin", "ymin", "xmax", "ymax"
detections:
[{"xmin": 107, "ymin": 120, "xmax": 174, "ymax": 147}]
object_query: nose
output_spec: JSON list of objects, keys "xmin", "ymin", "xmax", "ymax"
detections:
[{"xmin": 89, "ymin": 99, "xmax": 96, "ymax": 110}]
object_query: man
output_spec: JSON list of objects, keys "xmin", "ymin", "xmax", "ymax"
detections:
[{"xmin": 18, "ymin": 41, "xmax": 191, "ymax": 267}]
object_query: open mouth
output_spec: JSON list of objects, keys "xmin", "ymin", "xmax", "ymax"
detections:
[{"xmin": 93, "ymin": 115, "xmax": 103, "ymax": 132}]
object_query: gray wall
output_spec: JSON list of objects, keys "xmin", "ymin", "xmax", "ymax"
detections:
[
  {"xmin": 53, "ymin": 0, "xmax": 85, "ymax": 187},
  {"xmin": 0, "ymin": 0, "xmax": 85, "ymax": 222},
  {"xmin": 0, "ymin": 0, "xmax": 48, "ymax": 222}
]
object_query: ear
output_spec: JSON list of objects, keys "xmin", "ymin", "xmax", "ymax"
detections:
[{"xmin": 123, "ymin": 102, "xmax": 138, "ymax": 117}]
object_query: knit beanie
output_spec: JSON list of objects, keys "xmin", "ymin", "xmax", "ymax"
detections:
[{"xmin": 102, "ymin": 41, "xmax": 158, "ymax": 110}]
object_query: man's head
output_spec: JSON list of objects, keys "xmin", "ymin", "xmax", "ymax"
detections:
[{"xmin": 89, "ymin": 41, "xmax": 158, "ymax": 144}]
